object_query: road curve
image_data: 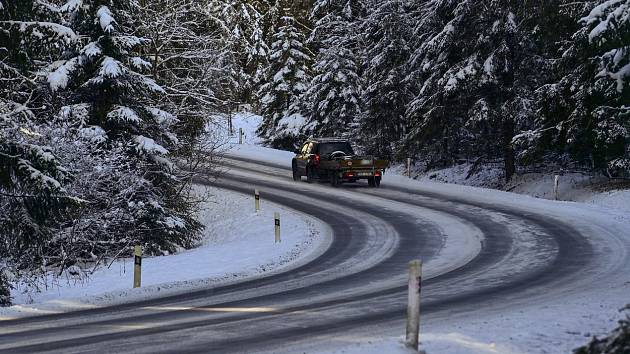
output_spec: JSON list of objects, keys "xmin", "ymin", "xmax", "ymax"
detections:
[{"xmin": 0, "ymin": 156, "xmax": 621, "ymax": 354}]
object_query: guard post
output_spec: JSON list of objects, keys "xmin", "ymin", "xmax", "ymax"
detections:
[
  {"xmin": 406, "ymin": 260, "xmax": 422, "ymax": 350},
  {"xmin": 407, "ymin": 158, "xmax": 412, "ymax": 178},
  {"xmin": 553, "ymin": 175, "xmax": 560, "ymax": 200},
  {"xmin": 255, "ymin": 189, "xmax": 260, "ymax": 212},
  {"xmin": 239, "ymin": 128, "xmax": 243, "ymax": 144},
  {"xmin": 274, "ymin": 212, "xmax": 281, "ymax": 243},
  {"xmin": 133, "ymin": 245, "xmax": 142, "ymax": 288}
]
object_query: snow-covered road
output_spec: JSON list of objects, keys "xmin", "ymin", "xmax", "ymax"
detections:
[{"xmin": 0, "ymin": 152, "xmax": 629, "ymax": 354}]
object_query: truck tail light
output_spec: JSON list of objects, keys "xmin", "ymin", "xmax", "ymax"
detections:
[
  {"xmin": 375, "ymin": 171, "xmax": 381, "ymax": 177},
  {"xmin": 314, "ymin": 154, "xmax": 321, "ymax": 166}
]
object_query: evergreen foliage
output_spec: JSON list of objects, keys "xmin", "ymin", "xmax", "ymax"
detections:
[
  {"xmin": 0, "ymin": 270, "xmax": 10, "ymax": 306},
  {"xmin": 258, "ymin": 14, "xmax": 313, "ymax": 149},
  {"xmin": 45, "ymin": 0, "xmax": 201, "ymax": 255},
  {"xmin": 533, "ymin": 0, "xmax": 630, "ymax": 176},
  {"xmin": 304, "ymin": 0, "xmax": 364, "ymax": 138},
  {"xmin": 358, "ymin": 0, "xmax": 412, "ymax": 158},
  {"xmin": 0, "ymin": 0, "xmax": 76, "ymax": 270},
  {"xmin": 575, "ymin": 307, "xmax": 630, "ymax": 354}
]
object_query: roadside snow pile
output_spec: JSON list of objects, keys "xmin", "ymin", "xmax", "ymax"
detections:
[
  {"xmin": 0, "ymin": 185, "xmax": 326, "ymax": 319},
  {"xmin": 391, "ymin": 161, "xmax": 630, "ymax": 214}
]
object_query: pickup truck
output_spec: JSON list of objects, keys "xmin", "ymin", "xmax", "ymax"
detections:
[{"xmin": 292, "ymin": 138, "xmax": 389, "ymax": 187}]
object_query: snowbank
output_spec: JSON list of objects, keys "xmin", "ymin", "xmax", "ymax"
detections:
[
  {"xmin": 390, "ymin": 161, "xmax": 630, "ymax": 214},
  {"xmin": 1, "ymin": 185, "xmax": 328, "ymax": 319}
]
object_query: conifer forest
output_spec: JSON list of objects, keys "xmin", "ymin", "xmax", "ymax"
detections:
[{"xmin": 1, "ymin": 0, "xmax": 629, "ymax": 311}]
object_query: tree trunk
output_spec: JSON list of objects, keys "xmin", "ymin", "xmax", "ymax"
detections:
[{"xmin": 503, "ymin": 117, "xmax": 516, "ymax": 182}]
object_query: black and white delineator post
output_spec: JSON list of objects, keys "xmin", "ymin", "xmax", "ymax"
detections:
[
  {"xmin": 406, "ymin": 260, "xmax": 422, "ymax": 350},
  {"xmin": 255, "ymin": 189, "xmax": 260, "ymax": 212},
  {"xmin": 133, "ymin": 245, "xmax": 142, "ymax": 288},
  {"xmin": 407, "ymin": 158, "xmax": 412, "ymax": 178},
  {"xmin": 239, "ymin": 128, "xmax": 244, "ymax": 144},
  {"xmin": 554, "ymin": 175, "xmax": 560, "ymax": 200},
  {"xmin": 274, "ymin": 212, "xmax": 281, "ymax": 243}
]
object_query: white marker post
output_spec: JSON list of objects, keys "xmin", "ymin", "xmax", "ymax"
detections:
[
  {"xmin": 133, "ymin": 245, "xmax": 142, "ymax": 288},
  {"xmin": 407, "ymin": 158, "xmax": 412, "ymax": 178},
  {"xmin": 406, "ymin": 260, "xmax": 422, "ymax": 350},
  {"xmin": 255, "ymin": 189, "xmax": 260, "ymax": 212},
  {"xmin": 274, "ymin": 212, "xmax": 281, "ymax": 243},
  {"xmin": 553, "ymin": 175, "xmax": 560, "ymax": 200}
]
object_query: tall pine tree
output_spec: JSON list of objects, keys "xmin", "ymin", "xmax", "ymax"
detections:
[
  {"xmin": 304, "ymin": 0, "xmax": 364, "ymax": 138},
  {"xmin": 257, "ymin": 14, "xmax": 312, "ymax": 149},
  {"xmin": 46, "ymin": 0, "xmax": 201, "ymax": 256}
]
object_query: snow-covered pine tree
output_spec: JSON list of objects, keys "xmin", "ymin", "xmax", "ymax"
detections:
[
  {"xmin": 0, "ymin": 269, "xmax": 10, "ymax": 306},
  {"xmin": 533, "ymin": 0, "xmax": 629, "ymax": 176},
  {"xmin": 0, "ymin": 0, "xmax": 76, "ymax": 282},
  {"xmin": 580, "ymin": 0, "xmax": 629, "ymax": 176},
  {"xmin": 303, "ymin": 0, "xmax": 364, "ymax": 138},
  {"xmin": 358, "ymin": 0, "xmax": 413, "ymax": 158},
  {"xmin": 212, "ymin": 0, "xmax": 270, "ymax": 104},
  {"xmin": 404, "ymin": 0, "xmax": 541, "ymax": 181},
  {"xmin": 47, "ymin": 0, "xmax": 201, "ymax": 256},
  {"xmin": 257, "ymin": 13, "xmax": 313, "ymax": 149}
]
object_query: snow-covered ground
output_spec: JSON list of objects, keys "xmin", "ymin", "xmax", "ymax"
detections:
[
  {"xmin": 4, "ymin": 110, "xmax": 628, "ymax": 354},
  {"xmin": 220, "ymin": 111, "xmax": 630, "ymax": 354},
  {"xmin": 0, "ymin": 185, "xmax": 329, "ymax": 320}
]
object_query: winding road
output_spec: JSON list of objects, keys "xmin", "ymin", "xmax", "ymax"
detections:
[{"xmin": 1, "ymin": 156, "xmax": 628, "ymax": 353}]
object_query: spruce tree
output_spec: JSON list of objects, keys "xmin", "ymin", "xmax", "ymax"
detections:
[
  {"xmin": 304, "ymin": 0, "xmax": 364, "ymax": 138},
  {"xmin": 46, "ymin": 0, "xmax": 201, "ymax": 255},
  {"xmin": 359, "ymin": 0, "xmax": 413, "ymax": 158},
  {"xmin": 534, "ymin": 0, "xmax": 628, "ymax": 175},
  {"xmin": 579, "ymin": 0, "xmax": 629, "ymax": 175},
  {"xmin": 257, "ymin": 14, "xmax": 313, "ymax": 149},
  {"xmin": 0, "ymin": 0, "xmax": 75, "ymax": 273},
  {"xmin": 404, "ymin": 0, "xmax": 542, "ymax": 181}
]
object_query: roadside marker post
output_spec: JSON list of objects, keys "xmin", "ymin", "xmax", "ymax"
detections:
[
  {"xmin": 553, "ymin": 175, "xmax": 560, "ymax": 200},
  {"xmin": 255, "ymin": 189, "xmax": 260, "ymax": 212},
  {"xmin": 274, "ymin": 212, "xmax": 281, "ymax": 243},
  {"xmin": 406, "ymin": 260, "xmax": 422, "ymax": 351},
  {"xmin": 239, "ymin": 128, "xmax": 243, "ymax": 144},
  {"xmin": 133, "ymin": 245, "xmax": 142, "ymax": 288},
  {"xmin": 407, "ymin": 158, "xmax": 412, "ymax": 178}
]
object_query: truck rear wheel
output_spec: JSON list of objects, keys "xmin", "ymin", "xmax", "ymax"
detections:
[
  {"xmin": 375, "ymin": 176, "xmax": 381, "ymax": 187},
  {"xmin": 330, "ymin": 172, "xmax": 340, "ymax": 187},
  {"xmin": 306, "ymin": 167, "xmax": 315, "ymax": 183},
  {"xmin": 368, "ymin": 177, "xmax": 375, "ymax": 187},
  {"xmin": 292, "ymin": 163, "xmax": 300, "ymax": 181}
]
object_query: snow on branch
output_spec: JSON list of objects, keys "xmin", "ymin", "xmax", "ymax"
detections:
[
  {"xmin": 47, "ymin": 58, "xmax": 79, "ymax": 91},
  {"xmin": 134, "ymin": 135, "xmax": 168, "ymax": 155},
  {"xmin": 0, "ymin": 21, "xmax": 77, "ymax": 44},
  {"xmin": 107, "ymin": 106, "xmax": 141, "ymax": 124},
  {"xmin": 96, "ymin": 6, "xmax": 116, "ymax": 33}
]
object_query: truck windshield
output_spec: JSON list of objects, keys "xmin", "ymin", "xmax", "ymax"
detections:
[{"xmin": 318, "ymin": 142, "xmax": 354, "ymax": 156}]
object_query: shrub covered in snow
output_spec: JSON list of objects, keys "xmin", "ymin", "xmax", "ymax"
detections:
[
  {"xmin": 0, "ymin": 270, "xmax": 11, "ymax": 307},
  {"xmin": 575, "ymin": 307, "xmax": 630, "ymax": 354}
]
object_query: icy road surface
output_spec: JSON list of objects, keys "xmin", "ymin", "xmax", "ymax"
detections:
[{"xmin": 1, "ymin": 153, "xmax": 629, "ymax": 354}]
